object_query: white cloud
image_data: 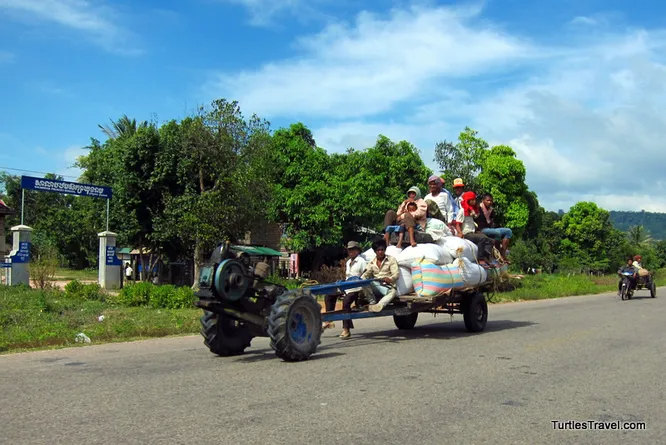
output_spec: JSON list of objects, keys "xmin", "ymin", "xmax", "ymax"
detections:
[
  {"xmin": 0, "ymin": 0, "xmax": 141, "ymax": 55},
  {"xmin": 218, "ymin": 0, "xmax": 325, "ymax": 26},
  {"xmin": 203, "ymin": 3, "xmax": 666, "ymax": 212},
  {"xmin": 205, "ymin": 5, "xmax": 530, "ymax": 118},
  {"xmin": 570, "ymin": 16, "xmax": 597, "ymax": 26}
]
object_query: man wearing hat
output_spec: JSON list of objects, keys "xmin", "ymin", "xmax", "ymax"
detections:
[
  {"xmin": 323, "ymin": 240, "xmax": 367, "ymax": 339},
  {"xmin": 451, "ymin": 178, "xmax": 465, "ymax": 210}
]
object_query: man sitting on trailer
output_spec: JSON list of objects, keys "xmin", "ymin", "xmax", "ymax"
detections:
[{"xmin": 361, "ymin": 239, "xmax": 400, "ymax": 312}]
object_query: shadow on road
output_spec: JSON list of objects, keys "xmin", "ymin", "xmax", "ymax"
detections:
[
  {"xmin": 316, "ymin": 319, "xmax": 536, "ymax": 353},
  {"xmin": 233, "ymin": 350, "xmax": 345, "ymax": 363}
]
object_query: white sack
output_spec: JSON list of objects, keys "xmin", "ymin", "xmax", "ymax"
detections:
[
  {"xmin": 453, "ymin": 257, "xmax": 488, "ymax": 286},
  {"xmin": 425, "ymin": 217, "xmax": 452, "ymax": 241},
  {"xmin": 397, "ymin": 243, "xmax": 452, "ymax": 267},
  {"xmin": 386, "ymin": 245, "xmax": 403, "ymax": 258},
  {"xmin": 396, "ymin": 266, "xmax": 413, "ymax": 296},
  {"xmin": 361, "ymin": 248, "xmax": 375, "ymax": 262},
  {"xmin": 438, "ymin": 236, "xmax": 478, "ymax": 262}
]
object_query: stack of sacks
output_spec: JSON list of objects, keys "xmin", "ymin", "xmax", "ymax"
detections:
[
  {"xmin": 385, "ymin": 245, "xmax": 402, "ymax": 258},
  {"xmin": 411, "ymin": 258, "xmax": 465, "ymax": 297},
  {"xmin": 396, "ymin": 243, "xmax": 453, "ymax": 267},
  {"xmin": 437, "ymin": 236, "xmax": 478, "ymax": 262},
  {"xmin": 453, "ymin": 257, "xmax": 488, "ymax": 287}
]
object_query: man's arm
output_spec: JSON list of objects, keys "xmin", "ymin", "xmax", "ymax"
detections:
[
  {"xmin": 361, "ymin": 262, "xmax": 373, "ymax": 280},
  {"xmin": 387, "ymin": 257, "xmax": 400, "ymax": 284},
  {"xmin": 444, "ymin": 194, "xmax": 454, "ymax": 224}
]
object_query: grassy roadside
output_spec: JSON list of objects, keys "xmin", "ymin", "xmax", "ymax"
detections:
[
  {"xmin": 2, "ymin": 269, "xmax": 664, "ymax": 353},
  {"xmin": 54, "ymin": 267, "xmax": 98, "ymax": 281}
]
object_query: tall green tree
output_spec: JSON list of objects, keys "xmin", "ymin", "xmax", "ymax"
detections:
[{"xmin": 434, "ymin": 127, "xmax": 487, "ymax": 190}]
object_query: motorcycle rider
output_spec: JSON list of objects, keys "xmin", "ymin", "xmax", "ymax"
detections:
[{"xmin": 617, "ymin": 257, "xmax": 638, "ymax": 296}]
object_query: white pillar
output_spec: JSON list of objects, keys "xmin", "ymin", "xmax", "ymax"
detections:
[
  {"xmin": 8, "ymin": 225, "xmax": 32, "ymax": 286},
  {"xmin": 98, "ymin": 231, "xmax": 121, "ymax": 289}
]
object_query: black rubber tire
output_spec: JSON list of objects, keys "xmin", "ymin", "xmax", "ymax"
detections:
[
  {"xmin": 463, "ymin": 292, "xmax": 488, "ymax": 332},
  {"xmin": 651, "ymin": 281, "xmax": 656, "ymax": 298},
  {"xmin": 268, "ymin": 289, "xmax": 322, "ymax": 362},
  {"xmin": 393, "ymin": 312, "xmax": 419, "ymax": 330},
  {"xmin": 620, "ymin": 281, "xmax": 629, "ymax": 301},
  {"xmin": 200, "ymin": 310, "xmax": 253, "ymax": 356}
]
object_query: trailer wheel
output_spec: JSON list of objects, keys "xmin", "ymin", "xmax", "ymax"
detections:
[
  {"xmin": 268, "ymin": 289, "xmax": 322, "ymax": 362},
  {"xmin": 200, "ymin": 310, "xmax": 253, "ymax": 356},
  {"xmin": 463, "ymin": 292, "xmax": 488, "ymax": 332},
  {"xmin": 651, "ymin": 281, "xmax": 656, "ymax": 298},
  {"xmin": 393, "ymin": 312, "xmax": 418, "ymax": 330}
]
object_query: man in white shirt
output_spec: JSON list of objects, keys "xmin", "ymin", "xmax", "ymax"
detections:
[
  {"xmin": 424, "ymin": 175, "xmax": 455, "ymax": 225},
  {"xmin": 323, "ymin": 241, "xmax": 367, "ymax": 339}
]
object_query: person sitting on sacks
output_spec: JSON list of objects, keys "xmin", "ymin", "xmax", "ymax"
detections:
[
  {"xmin": 424, "ymin": 175, "xmax": 456, "ymax": 232},
  {"xmin": 454, "ymin": 191, "xmax": 495, "ymax": 264},
  {"xmin": 383, "ymin": 186, "xmax": 428, "ymax": 248},
  {"xmin": 632, "ymin": 255, "xmax": 643, "ymax": 270},
  {"xmin": 475, "ymin": 193, "xmax": 513, "ymax": 260},
  {"xmin": 322, "ymin": 241, "xmax": 367, "ymax": 339},
  {"xmin": 361, "ymin": 239, "xmax": 400, "ymax": 312}
]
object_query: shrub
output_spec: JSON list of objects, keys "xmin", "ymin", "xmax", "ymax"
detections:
[
  {"xmin": 168, "ymin": 286, "xmax": 196, "ymax": 309},
  {"xmin": 149, "ymin": 284, "xmax": 176, "ymax": 309},
  {"xmin": 64, "ymin": 280, "xmax": 105, "ymax": 301},
  {"xmin": 31, "ymin": 244, "xmax": 59, "ymax": 289},
  {"xmin": 115, "ymin": 282, "xmax": 153, "ymax": 306}
]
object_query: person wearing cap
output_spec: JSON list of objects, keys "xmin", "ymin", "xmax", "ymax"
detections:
[
  {"xmin": 323, "ymin": 241, "xmax": 368, "ymax": 338},
  {"xmin": 424, "ymin": 175, "xmax": 456, "ymax": 227},
  {"xmin": 383, "ymin": 186, "xmax": 427, "ymax": 248},
  {"xmin": 451, "ymin": 177, "xmax": 465, "ymax": 209}
]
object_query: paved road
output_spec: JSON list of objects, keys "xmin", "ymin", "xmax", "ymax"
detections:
[{"xmin": 1, "ymin": 290, "xmax": 664, "ymax": 444}]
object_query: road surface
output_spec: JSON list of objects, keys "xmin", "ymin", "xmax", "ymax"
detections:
[{"xmin": 1, "ymin": 289, "xmax": 664, "ymax": 444}]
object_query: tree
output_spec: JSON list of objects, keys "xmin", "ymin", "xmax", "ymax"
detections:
[
  {"xmin": 555, "ymin": 202, "xmax": 615, "ymax": 272},
  {"xmin": 627, "ymin": 225, "xmax": 653, "ymax": 247},
  {"xmin": 98, "ymin": 115, "xmax": 147, "ymax": 140},
  {"xmin": 434, "ymin": 127, "xmax": 487, "ymax": 191}
]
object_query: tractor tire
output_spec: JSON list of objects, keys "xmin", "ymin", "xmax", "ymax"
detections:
[
  {"xmin": 268, "ymin": 289, "xmax": 322, "ymax": 362},
  {"xmin": 651, "ymin": 281, "xmax": 656, "ymax": 298},
  {"xmin": 393, "ymin": 312, "xmax": 419, "ymax": 330},
  {"xmin": 462, "ymin": 292, "xmax": 488, "ymax": 333},
  {"xmin": 200, "ymin": 310, "xmax": 253, "ymax": 356}
]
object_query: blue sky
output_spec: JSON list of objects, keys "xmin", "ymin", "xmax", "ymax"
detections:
[{"xmin": 1, "ymin": 0, "xmax": 666, "ymax": 212}]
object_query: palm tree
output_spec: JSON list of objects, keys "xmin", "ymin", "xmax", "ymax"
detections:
[
  {"xmin": 627, "ymin": 225, "xmax": 653, "ymax": 247},
  {"xmin": 98, "ymin": 115, "xmax": 147, "ymax": 140}
]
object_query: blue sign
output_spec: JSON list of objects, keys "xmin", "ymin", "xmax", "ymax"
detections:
[
  {"xmin": 21, "ymin": 176, "xmax": 112, "ymax": 199},
  {"xmin": 0, "ymin": 261, "xmax": 10, "ymax": 268},
  {"xmin": 105, "ymin": 246, "xmax": 122, "ymax": 266},
  {"xmin": 11, "ymin": 241, "xmax": 30, "ymax": 263}
]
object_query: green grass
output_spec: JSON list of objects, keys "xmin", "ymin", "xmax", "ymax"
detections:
[
  {"xmin": 54, "ymin": 268, "xmax": 98, "ymax": 281},
  {"xmin": 0, "ymin": 284, "xmax": 200, "ymax": 353}
]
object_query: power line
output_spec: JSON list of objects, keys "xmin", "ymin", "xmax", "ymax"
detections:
[{"xmin": 0, "ymin": 166, "xmax": 80, "ymax": 179}]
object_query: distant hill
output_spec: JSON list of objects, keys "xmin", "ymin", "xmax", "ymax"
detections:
[{"xmin": 610, "ymin": 211, "xmax": 666, "ymax": 240}]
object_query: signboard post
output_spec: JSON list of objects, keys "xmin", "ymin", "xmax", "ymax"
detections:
[
  {"xmin": 8, "ymin": 225, "xmax": 32, "ymax": 286},
  {"xmin": 98, "ymin": 231, "xmax": 121, "ymax": 289}
]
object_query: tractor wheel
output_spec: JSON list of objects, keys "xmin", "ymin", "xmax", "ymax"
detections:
[
  {"xmin": 268, "ymin": 289, "xmax": 322, "ymax": 362},
  {"xmin": 462, "ymin": 292, "xmax": 488, "ymax": 333},
  {"xmin": 393, "ymin": 312, "xmax": 419, "ymax": 330},
  {"xmin": 200, "ymin": 310, "xmax": 253, "ymax": 356},
  {"xmin": 651, "ymin": 281, "xmax": 656, "ymax": 298}
]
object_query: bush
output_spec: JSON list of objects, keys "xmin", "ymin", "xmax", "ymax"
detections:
[
  {"xmin": 115, "ymin": 282, "xmax": 152, "ymax": 306},
  {"xmin": 64, "ymin": 280, "xmax": 105, "ymax": 301},
  {"xmin": 114, "ymin": 282, "xmax": 195, "ymax": 309}
]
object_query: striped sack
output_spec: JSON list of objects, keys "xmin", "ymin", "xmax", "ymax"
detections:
[{"xmin": 411, "ymin": 258, "xmax": 465, "ymax": 298}]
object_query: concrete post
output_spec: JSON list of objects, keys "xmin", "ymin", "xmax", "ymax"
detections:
[
  {"xmin": 98, "ymin": 231, "xmax": 121, "ymax": 290},
  {"xmin": 8, "ymin": 225, "xmax": 32, "ymax": 286}
]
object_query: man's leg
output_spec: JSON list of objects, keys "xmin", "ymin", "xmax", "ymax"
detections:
[
  {"xmin": 342, "ymin": 292, "xmax": 358, "ymax": 330},
  {"xmin": 322, "ymin": 294, "xmax": 337, "ymax": 329},
  {"xmin": 402, "ymin": 213, "xmax": 418, "ymax": 247},
  {"xmin": 384, "ymin": 210, "xmax": 398, "ymax": 245},
  {"xmin": 368, "ymin": 286, "xmax": 397, "ymax": 312}
]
